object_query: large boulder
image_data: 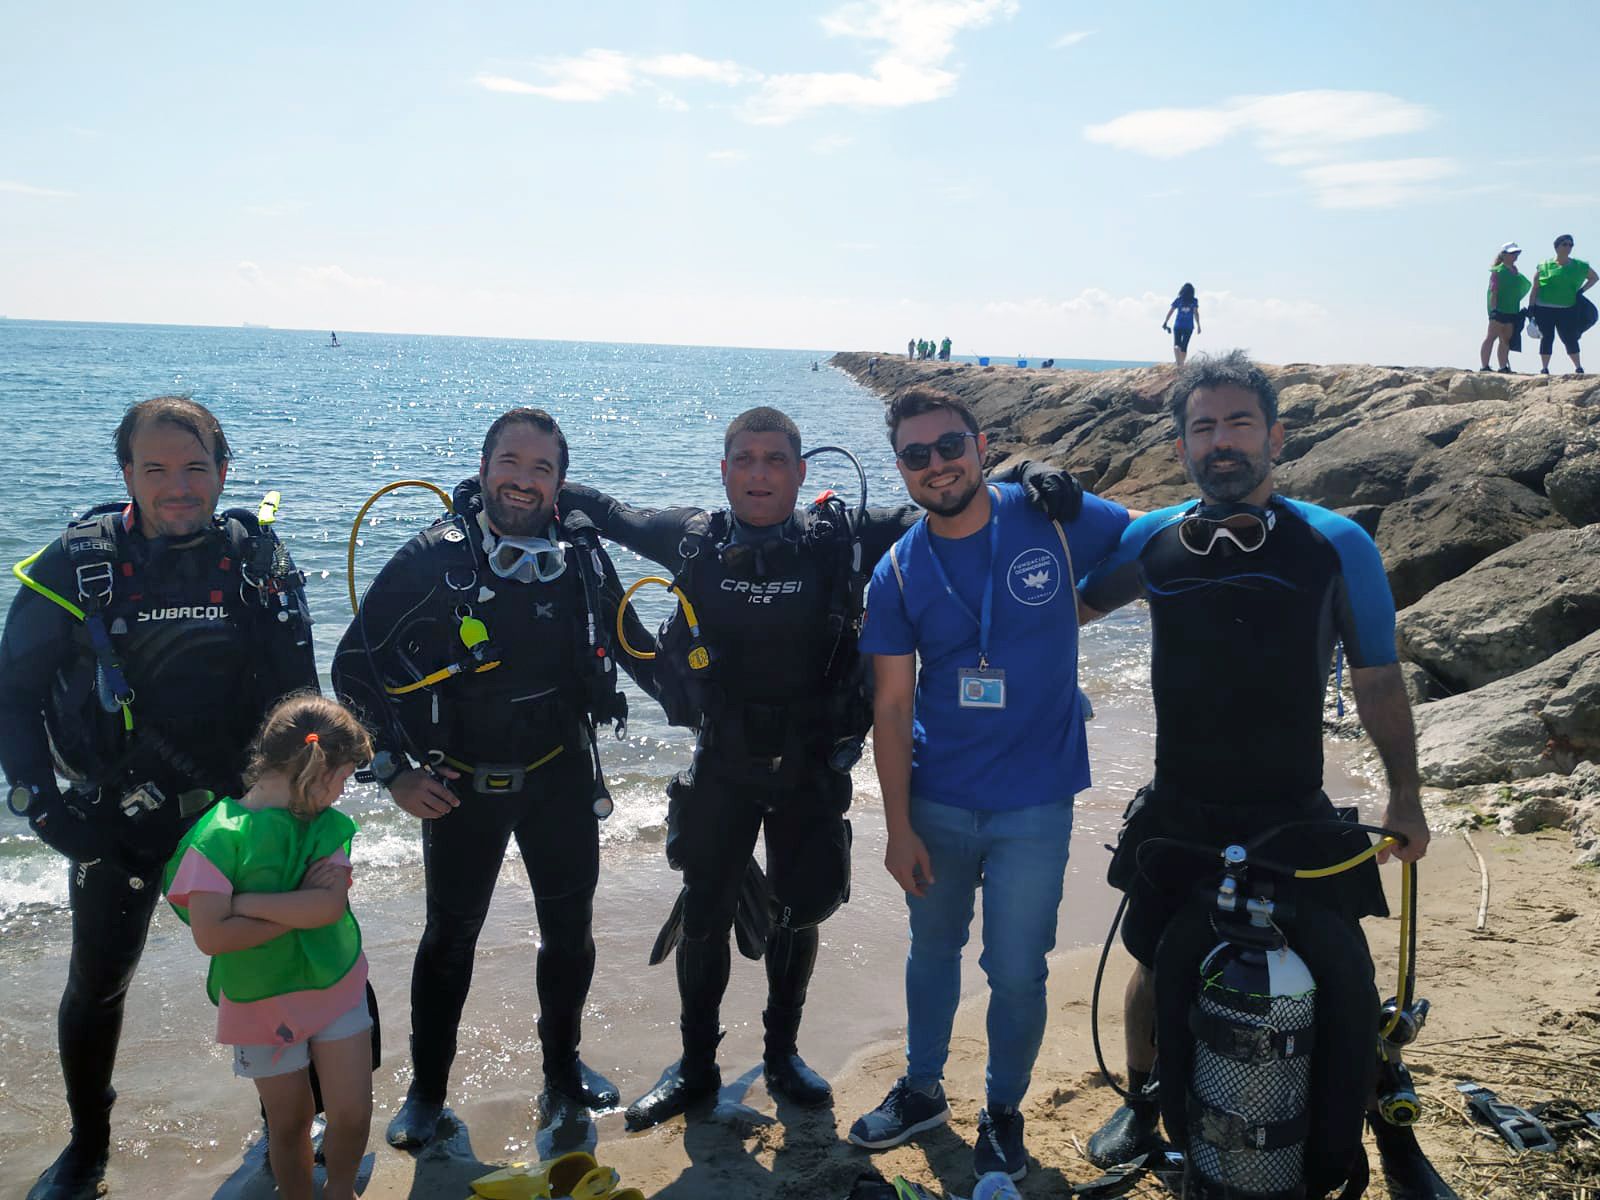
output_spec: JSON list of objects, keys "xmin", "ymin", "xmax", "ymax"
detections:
[
  {"xmin": 1404, "ymin": 401, "xmax": 1599, "ymax": 494},
  {"xmin": 1546, "ymin": 450, "xmax": 1600, "ymax": 526},
  {"xmin": 1375, "ymin": 475, "xmax": 1566, "ymax": 609},
  {"xmin": 1414, "ymin": 629, "xmax": 1600, "ymax": 787},
  {"xmin": 1275, "ymin": 402, "xmax": 1507, "ymax": 507},
  {"xmin": 1395, "ymin": 527, "xmax": 1600, "ymax": 691}
]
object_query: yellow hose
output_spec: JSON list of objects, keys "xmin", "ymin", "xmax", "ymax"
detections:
[
  {"xmin": 1293, "ymin": 836, "xmax": 1396, "ymax": 879},
  {"xmin": 347, "ymin": 480, "xmax": 454, "ymax": 614},
  {"xmin": 12, "ymin": 546, "xmax": 86, "ymax": 619},
  {"xmin": 615, "ymin": 576, "xmax": 701, "ymax": 660},
  {"xmin": 1381, "ymin": 860, "xmax": 1415, "ymax": 1040}
]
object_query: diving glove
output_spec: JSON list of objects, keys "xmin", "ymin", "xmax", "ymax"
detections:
[{"xmin": 1017, "ymin": 460, "xmax": 1085, "ymax": 522}]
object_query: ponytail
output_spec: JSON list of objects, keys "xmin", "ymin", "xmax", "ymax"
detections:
[{"xmin": 245, "ymin": 692, "xmax": 374, "ymax": 817}]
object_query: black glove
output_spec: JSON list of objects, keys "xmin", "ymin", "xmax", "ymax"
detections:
[{"xmin": 1018, "ymin": 460, "xmax": 1085, "ymax": 522}]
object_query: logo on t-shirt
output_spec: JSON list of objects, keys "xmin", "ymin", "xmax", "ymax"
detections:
[{"xmin": 1007, "ymin": 548, "xmax": 1061, "ymax": 606}]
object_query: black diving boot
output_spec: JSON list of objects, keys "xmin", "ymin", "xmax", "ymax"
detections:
[
  {"xmin": 26, "ymin": 1137, "xmax": 109, "ymax": 1200},
  {"xmin": 1086, "ymin": 1097, "xmax": 1162, "ymax": 1168},
  {"xmin": 762, "ymin": 1004, "xmax": 832, "ymax": 1107},
  {"xmin": 385, "ymin": 1082, "xmax": 445, "ymax": 1149},
  {"xmin": 625, "ymin": 1023, "xmax": 722, "ymax": 1131},
  {"xmin": 542, "ymin": 1057, "xmax": 621, "ymax": 1112}
]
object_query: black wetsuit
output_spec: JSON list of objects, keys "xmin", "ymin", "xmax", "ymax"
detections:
[
  {"xmin": 330, "ymin": 479, "xmax": 652, "ymax": 1104},
  {"xmin": 0, "ymin": 506, "xmax": 317, "ymax": 1171},
  {"xmin": 1080, "ymin": 495, "xmax": 1399, "ymax": 1192},
  {"xmin": 560, "ymin": 486, "xmax": 919, "ymax": 1071}
]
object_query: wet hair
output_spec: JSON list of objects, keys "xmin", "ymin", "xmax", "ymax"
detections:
[
  {"xmin": 724, "ymin": 406, "xmax": 801, "ymax": 460},
  {"xmin": 885, "ymin": 385, "xmax": 979, "ymax": 449},
  {"xmin": 1168, "ymin": 349, "xmax": 1279, "ymax": 430},
  {"xmin": 481, "ymin": 408, "xmax": 569, "ymax": 476},
  {"xmin": 114, "ymin": 396, "xmax": 231, "ymax": 470},
  {"xmin": 245, "ymin": 693, "xmax": 374, "ymax": 818},
  {"xmin": 1555, "ymin": 233, "xmax": 1575, "ymax": 248},
  {"xmin": 1178, "ymin": 282, "xmax": 1196, "ymax": 301}
]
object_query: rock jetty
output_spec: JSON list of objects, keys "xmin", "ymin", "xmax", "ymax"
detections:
[{"xmin": 832, "ymin": 352, "xmax": 1600, "ymax": 859}]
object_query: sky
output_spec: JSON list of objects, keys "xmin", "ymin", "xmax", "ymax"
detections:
[{"xmin": 3, "ymin": 0, "xmax": 1598, "ymax": 367}]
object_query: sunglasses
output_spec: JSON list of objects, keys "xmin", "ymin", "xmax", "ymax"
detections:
[
  {"xmin": 1177, "ymin": 504, "xmax": 1275, "ymax": 556},
  {"xmin": 896, "ymin": 430, "xmax": 978, "ymax": 471}
]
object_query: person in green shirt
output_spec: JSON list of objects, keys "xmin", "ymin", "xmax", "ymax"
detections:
[
  {"xmin": 1527, "ymin": 233, "xmax": 1598, "ymax": 375},
  {"xmin": 1481, "ymin": 242, "xmax": 1531, "ymax": 373}
]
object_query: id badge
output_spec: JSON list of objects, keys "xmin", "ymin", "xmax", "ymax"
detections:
[{"xmin": 958, "ymin": 667, "xmax": 1006, "ymax": 710}]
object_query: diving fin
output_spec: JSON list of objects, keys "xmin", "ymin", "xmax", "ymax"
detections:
[
  {"xmin": 1456, "ymin": 1081, "xmax": 1556, "ymax": 1153},
  {"xmin": 734, "ymin": 856, "xmax": 773, "ymax": 961},
  {"xmin": 649, "ymin": 887, "xmax": 686, "ymax": 967},
  {"xmin": 1368, "ymin": 1115, "xmax": 1459, "ymax": 1198},
  {"xmin": 471, "ymin": 1151, "xmax": 618, "ymax": 1199},
  {"xmin": 649, "ymin": 857, "xmax": 771, "ymax": 966}
]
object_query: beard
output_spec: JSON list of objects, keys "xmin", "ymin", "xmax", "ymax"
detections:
[
  {"xmin": 1188, "ymin": 446, "xmax": 1272, "ymax": 504},
  {"xmin": 919, "ymin": 470, "xmax": 984, "ymax": 518},
  {"xmin": 483, "ymin": 486, "xmax": 553, "ymax": 537}
]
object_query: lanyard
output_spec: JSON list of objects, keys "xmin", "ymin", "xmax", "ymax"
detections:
[{"xmin": 922, "ymin": 502, "xmax": 1000, "ymax": 669}]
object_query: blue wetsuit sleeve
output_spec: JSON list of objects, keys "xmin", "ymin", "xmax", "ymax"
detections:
[
  {"xmin": 1290, "ymin": 501, "xmax": 1398, "ymax": 667},
  {"xmin": 860, "ymin": 542, "xmax": 917, "ymax": 656}
]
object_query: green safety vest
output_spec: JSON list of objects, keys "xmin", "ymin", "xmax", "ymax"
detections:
[{"xmin": 164, "ymin": 800, "xmax": 362, "ymax": 1005}]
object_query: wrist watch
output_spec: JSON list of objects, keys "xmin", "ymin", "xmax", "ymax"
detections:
[
  {"xmin": 7, "ymin": 782, "xmax": 43, "ymax": 817},
  {"xmin": 369, "ymin": 751, "xmax": 406, "ymax": 788}
]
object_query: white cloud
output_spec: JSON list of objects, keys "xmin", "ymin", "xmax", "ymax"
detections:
[
  {"xmin": 0, "ymin": 179, "xmax": 75, "ymax": 198},
  {"xmin": 812, "ymin": 133, "xmax": 856, "ymax": 154},
  {"xmin": 707, "ymin": 149, "xmax": 747, "ymax": 161},
  {"xmin": 236, "ymin": 261, "xmax": 264, "ymax": 285},
  {"xmin": 983, "ymin": 288, "xmax": 1328, "ymax": 326},
  {"xmin": 744, "ymin": 0, "xmax": 1016, "ymax": 124},
  {"xmin": 1052, "ymin": 30, "xmax": 1093, "ymax": 49},
  {"xmin": 298, "ymin": 264, "xmax": 386, "ymax": 290},
  {"xmin": 1084, "ymin": 90, "xmax": 1433, "ymax": 160},
  {"xmin": 636, "ymin": 53, "xmax": 759, "ymax": 85},
  {"xmin": 477, "ymin": 49, "xmax": 758, "ymax": 105},
  {"xmin": 1299, "ymin": 157, "xmax": 1457, "ymax": 209}
]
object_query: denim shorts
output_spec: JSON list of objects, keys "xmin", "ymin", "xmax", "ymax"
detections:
[{"xmin": 232, "ymin": 997, "xmax": 374, "ymax": 1079}]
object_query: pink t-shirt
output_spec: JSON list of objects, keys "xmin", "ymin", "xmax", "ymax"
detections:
[{"xmin": 168, "ymin": 849, "xmax": 369, "ymax": 1047}]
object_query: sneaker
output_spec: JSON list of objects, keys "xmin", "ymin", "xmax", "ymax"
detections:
[
  {"xmin": 974, "ymin": 1105, "xmax": 1028, "ymax": 1182},
  {"xmin": 1498, "ymin": 366, "xmax": 1514, "ymax": 374},
  {"xmin": 1540, "ymin": 367, "xmax": 1551, "ymax": 375},
  {"xmin": 1478, "ymin": 365, "xmax": 1492, "ymax": 372},
  {"xmin": 848, "ymin": 1078, "xmax": 951, "ymax": 1149}
]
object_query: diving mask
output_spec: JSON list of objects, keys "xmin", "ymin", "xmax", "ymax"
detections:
[
  {"xmin": 481, "ymin": 521, "xmax": 570, "ymax": 583},
  {"xmin": 1178, "ymin": 502, "xmax": 1275, "ymax": 556}
]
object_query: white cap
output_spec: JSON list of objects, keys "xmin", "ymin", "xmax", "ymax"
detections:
[{"xmin": 1501, "ymin": 241, "xmax": 1521, "ymax": 254}]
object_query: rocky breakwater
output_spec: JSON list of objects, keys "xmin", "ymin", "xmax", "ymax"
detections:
[{"xmin": 832, "ymin": 352, "xmax": 1600, "ymax": 860}]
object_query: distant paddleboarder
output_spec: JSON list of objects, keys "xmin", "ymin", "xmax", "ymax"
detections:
[{"xmin": 330, "ymin": 331, "xmax": 341, "ymax": 348}]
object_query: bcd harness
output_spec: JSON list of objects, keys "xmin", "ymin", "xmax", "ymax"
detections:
[
  {"xmin": 364, "ymin": 485, "xmax": 627, "ymax": 809},
  {"xmin": 617, "ymin": 487, "xmax": 873, "ymax": 785},
  {"xmin": 11, "ymin": 492, "xmax": 309, "ymax": 800}
]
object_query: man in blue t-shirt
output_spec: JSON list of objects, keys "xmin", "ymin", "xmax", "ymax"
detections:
[
  {"xmin": 1077, "ymin": 350, "xmax": 1434, "ymax": 1199},
  {"xmin": 848, "ymin": 385, "xmax": 1129, "ymax": 1183}
]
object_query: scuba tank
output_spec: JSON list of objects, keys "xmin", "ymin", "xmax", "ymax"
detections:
[{"xmin": 1185, "ymin": 847, "xmax": 1317, "ymax": 1199}]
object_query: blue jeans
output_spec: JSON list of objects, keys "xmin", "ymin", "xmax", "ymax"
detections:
[{"xmin": 903, "ymin": 795, "xmax": 1074, "ymax": 1108}]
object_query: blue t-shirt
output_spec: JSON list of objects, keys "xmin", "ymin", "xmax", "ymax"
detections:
[
  {"xmin": 1078, "ymin": 495, "xmax": 1396, "ymax": 804},
  {"xmin": 1171, "ymin": 298, "xmax": 1198, "ymax": 330},
  {"xmin": 861, "ymin": 484, "xmax": 1129, "ymax": 810}
]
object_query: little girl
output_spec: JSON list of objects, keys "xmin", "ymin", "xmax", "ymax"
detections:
[{"xmin": 164, "ymin": 693, "xmax": 375, "ymax": 1200}]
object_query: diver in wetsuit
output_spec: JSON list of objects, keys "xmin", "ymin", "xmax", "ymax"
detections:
[
  {"xmin": 331, "ymin": 407, "xmax": 657, "ymax": 1147},
  {"xmin": 1077, "ymin": 352, "xmax": 1433, "ymax": 1199},
  {"xmin": 559, "ymin": 405, "xmax": 1086, "ymax": 1130},
  {"xmin": 0, "ymin": 397, "xmax": 317, "ymax": 1200}
]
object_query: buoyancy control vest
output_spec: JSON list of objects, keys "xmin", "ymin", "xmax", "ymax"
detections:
[
  {"xmin": 378, "ymin": 479, "xmax": 629, "ymax": 769},
  {"xmin": 651, "ymin": 492, "xmax": 873, "ymax": 786},
  {"xmin": 25, "ymin": 500, "xmax": 312, "ymax": 799}
]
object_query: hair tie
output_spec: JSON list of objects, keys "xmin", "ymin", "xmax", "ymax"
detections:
[{"xmin": 304, "ymin": 732, "xmax": 320, "ymax": 745}]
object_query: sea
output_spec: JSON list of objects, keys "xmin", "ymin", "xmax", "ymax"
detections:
[{"xmin": 0, "ymin": 321, "xmax": 1378, "ymax": 1195}]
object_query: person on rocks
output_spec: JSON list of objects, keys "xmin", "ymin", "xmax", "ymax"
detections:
[
  {"xmin": 331, "ymin": 407, "xmax": 655, "ymax": 1147},
  {"xmin": 1528, "ymin": 233, "xmax": 1597, "ymax": 375},
  {"xmin": 0, "ymin": 396, "xmax": 318, "ymax": 1200},
  {"xmin": 1163, "ymin": 284, "xmax": 1201, "ymax": 365},
  {"xmin": 1077, "ymin": 351, "xmax": 1431, "ymax": 1199},
  {"xmin": 1481, "ymin": 242, "xmax": 1531, "ymax": 373},
  {"xmin": 848, "ymin": 386, "xmax": 1129, "ymax": 1184},
  {"xmin": 558, "ymin": 406, "xmax": 1085, "ymax": 1132}
]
